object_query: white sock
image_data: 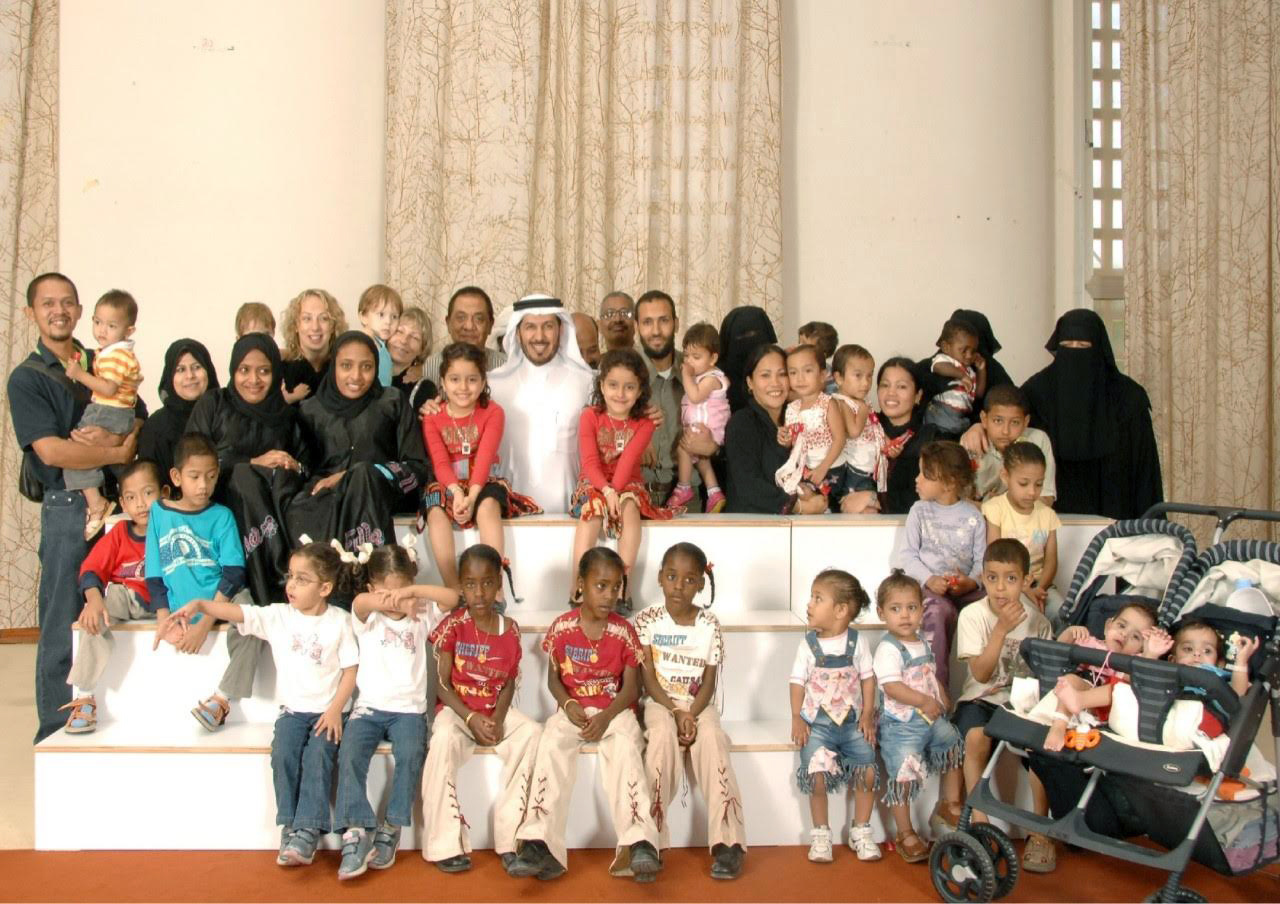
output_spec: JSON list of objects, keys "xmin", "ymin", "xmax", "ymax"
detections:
[
  {"xmin": 72, "ymin": 687, "xmax": 93, "ymax": 700},
  {"xmin": 707, "ymin": 484, "xmax": 721, "ymax": 494}
]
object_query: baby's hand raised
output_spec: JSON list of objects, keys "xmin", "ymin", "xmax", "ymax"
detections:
[
  {"xmin": 1235, "ymin": 634, "xmax": 1261, "ymax": 665},
  {"xmin": 1142, "ymin": 626, "xmax": 1173, "ymax": 659},
  {"xmin": 1058, "ymin": 625, "xmax": 1090, "ymax": 646}
]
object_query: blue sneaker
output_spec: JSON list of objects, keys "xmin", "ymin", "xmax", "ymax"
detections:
[
  {"xmin": 275, "ymin": 828, "xmax": 294, "ymax": 866},
  {"xmin": 369, "ymin": 823, "xmax": 401, "ymax": 870},
  {"xmin": 280, "ymin": 827, "xmax": 320, "ymax": 866},
  {"xmin": 338, "ymin": 828, "xmax": 375, "ymax": 880}
]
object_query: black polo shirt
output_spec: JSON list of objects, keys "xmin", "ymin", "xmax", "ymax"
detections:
[{"xmin": 7, "ymin": 340, "xmax": 148, "ymax": 493}]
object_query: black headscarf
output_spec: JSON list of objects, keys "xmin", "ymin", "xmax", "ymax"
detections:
[
  {"xmin": 314, "ymin": 331, "xmax": 384, "ymax": 420},
  {"xmin": 226, "ymin": 333, "xmax": 290, "ymax": 425},
  {"xmin": 1023, "ymin": 309, "xmax": 1120, "ymax": 461},
  {"xmin": 719, "ymin": 306, "xmax": 778, "ymax": 412},
  {"xmin": 158, "ymin": 338, "xmax": 219, "ymax": 419}
]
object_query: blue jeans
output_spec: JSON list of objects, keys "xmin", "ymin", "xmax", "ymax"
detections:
[
  {"xmin": 879, "ymin": 711, "xmax": 964, "ymax": 805},
  {"xmin": 796, "ymin": 708, "xmax": 877, "ymax": 794},
  {"xmin": 334, "ymin": 707, "xmax": 428, "ymax": 830},
  {"xmin": 271, "ymin": 709, "xmax": 341, "ymax": 831},
  {"xmin": 35, "ymin": 491, "xmax": 88, "ymax": 743}
]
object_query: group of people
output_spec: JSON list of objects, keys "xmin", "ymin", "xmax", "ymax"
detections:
[{"xmin": 10, "ymin": 270, "xmax": 1168, "ymax": 877}]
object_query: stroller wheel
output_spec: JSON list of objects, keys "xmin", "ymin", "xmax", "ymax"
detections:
[
  {"xmin": 1143, "ymin": 887, "xmax": 1206, "ymax": 903},
  {"xmin": 929, "ymin": 832, "xmax": 996, "ymax": 903},
  {"xmin": 968, "ymin": 824, "xmax": 1018, "ymax": 900}
]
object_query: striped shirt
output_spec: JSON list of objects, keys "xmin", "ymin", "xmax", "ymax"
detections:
[{"xmin": 93, "ymin": 340, "xmax": 142, "ymax": 407}]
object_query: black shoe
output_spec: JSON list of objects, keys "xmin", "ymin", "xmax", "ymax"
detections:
[
  {"xmin": 630, "ymin": 841, "xmax": 662, "ymax": 883},
  {"xmin": 710, "ymin": 843, "xmax": 744, "ymax": 879},
  {"xmin": 500, "ymin": 852, "xmax": 518, "ymax": 875},
  {"xmin": 507, "ymin": 841, "xmax": 565, "ymax": 881},
  {"xmin": 435, "ymin": 854, "xmax": 471, "ymax": 873}
]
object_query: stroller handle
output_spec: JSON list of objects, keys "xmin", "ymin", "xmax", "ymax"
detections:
[{"xmin": 1141, "ymin": 503, "xmax": 1280, "ymax": 542}]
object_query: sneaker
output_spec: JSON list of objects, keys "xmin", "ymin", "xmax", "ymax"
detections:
[
  {"xmin": 629, "ymin": 841, "xmax": 662, "ymax": 883},
  {"xmin": 710, "ymin": 843, "xmax": 744, "ymax": 879},
  {"xmin": 704, "ymin": 489, "xmax": 727, "ymax": 514},
  {"xmin": 507, "ymin": 841, "xmax": 565, "ymax": 880},
  {"xmin": 275, "ymin": 828, "xmax": 294, "ymax": 866},
  {"xmin": 338, "ymin": 828, "xmax": 375, "ymax": 880},
  {"xmin": 280, "ymin": 827, "xmax": 320, "ymax": 866},
  {"xmin": 848, "ymin": 823, "xmax": 881, "ymax": 861},
  {"xmin": 808, "ymin": 826, "xmax": 834, "ymax": 863},
  {"xmin": 369, "ymin": 823, "xmax": 401, "ymax": 870},
  {"xmin": 666, "ymin": 484, "xmax": 695, "ymax": 508}
]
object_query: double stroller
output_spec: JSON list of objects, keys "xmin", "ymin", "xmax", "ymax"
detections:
[{"xmin": 930, "ymin": 504, "xmax": 1280, "ymax": 903}]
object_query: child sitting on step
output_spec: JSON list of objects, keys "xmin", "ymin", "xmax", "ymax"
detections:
[
  {"xmin": 168, "ymin": 541, "xmax": 358, "ymax": 868},
  {"xmin": 334, "ymin": 543, "xmax": 459, "ymax": 880},
  {"xmin": 790, "ymin": 568, "xmax": 880, "ymax": 864},
  {"xmin": 62, "ymin": 459, "xmax": 167, "ymax": 733}
]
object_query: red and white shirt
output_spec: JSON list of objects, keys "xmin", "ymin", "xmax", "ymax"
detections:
[
  {"xmin": 430, "ymin": 609, "xmax": 523, "ymax": 716},
  {"xmin": 542, "ymin": 610, "xmax": 644, "ymax": 711}
]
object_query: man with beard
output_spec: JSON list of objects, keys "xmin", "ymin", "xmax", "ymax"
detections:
[
  {"xmin": 9, "ymin": 273, "xmax": 143, "ymax": 742},
  {"xmin": 599, "ymin": 291, "xmax": 636, "ymax": 352},
  {"xmin": 572, "ymin": 312, "xmax": 602, "ymax": 370},
  {"xmin": 422, "ymin": 286, "xmax": 506, "ymax": 386},
  {"xmin": 487, "ymin": 295, "xmax": 595, "ymax": 513}
]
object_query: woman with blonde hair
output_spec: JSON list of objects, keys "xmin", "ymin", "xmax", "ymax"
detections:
[
  {"xmin": 279, "ymin": 288, "xmax": 348, "ymax": 403},
  {"xmin": 389, "ymin": 306, "xmax": 437, "ymax": 411}
]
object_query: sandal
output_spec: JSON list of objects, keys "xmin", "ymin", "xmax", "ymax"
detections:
[
  {"xmin": 191, "ymin": 694, "xmax": 230, "ymax": 732},
  {"xmin": 83, "ymin": 501, "xmax": 117, "ymax": 541},
  {"xmin": 895, "ymin": 830, "xmax": 930, "ymax": 864},
  {"xmin": 929, "ymin": 800, "xmax": 965, "ymax": 837},
  {"xmin": 1022, "ymin": 832, "xmax": 1057, "ymax": 873},
  {"xmin": 59, "ymin": 696, "xmax": 97, "ymax": 734}
]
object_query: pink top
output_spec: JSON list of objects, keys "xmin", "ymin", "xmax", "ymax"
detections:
[
  {"xmin": 577, "ymin": 407, "xmax": 655, "ymax": 492},
  {"xmin": 422, "ymin": 402, "xmax": 505, "ymax": 488}
]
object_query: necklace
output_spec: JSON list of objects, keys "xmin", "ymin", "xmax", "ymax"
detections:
[
  {"xmin": 472, "ymin": 612, "xmax": 499, "ymax": 664},
  {"xmin": 448, "ymin": 406, "xmax": 477, "ymax": 456},
  {"xmin": 606, "ymin": 413, "xmax": 629, "ymax": 455},
  {"xmin": 580, "ymin": 618, "xmax": 605, "ymax": 664}
]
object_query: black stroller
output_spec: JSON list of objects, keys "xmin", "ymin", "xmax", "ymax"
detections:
[{"xmin": 930, "ymin": 504, "xmax": 1280, "ymax": 903}]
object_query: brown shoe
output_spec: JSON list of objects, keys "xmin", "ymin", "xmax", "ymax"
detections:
[
  {"xmin": 895, "ymin": 830, "xmax": 930, "ymax": 863},
  {"xmin": 1022, "ymin": 833, "xmax": 1057, "ymax": 873}
]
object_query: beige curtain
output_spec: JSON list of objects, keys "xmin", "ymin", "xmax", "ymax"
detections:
[
  {"xmin": 385, "ymin": 0, "xmax": 782, "ymax": 342},
  {"xmin": 1122, "ymin": 0, "xmax": 1280, "ymax": 534},
  {"xmin": 0, "ymin": 1, "xmax": 57, "ymax": 630}
]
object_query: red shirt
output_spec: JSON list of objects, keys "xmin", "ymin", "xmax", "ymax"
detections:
[
  {"xmin": 542, "ymin": 610, "xmax": 644, "ymax": 710},
  {"xmin": 577, "ymin": 408, "xmax": 655, "ymax": 491},
  {"xmin": 79, "ymin": 520, "xmax": 150, "ymax": 605},
  {"xmin": 422, "ymin": 402, "xmax": 505, "ymax": 488},
  {"xmin": 430, "ymin": 609, "xmax": 522, "ymax": 716}
]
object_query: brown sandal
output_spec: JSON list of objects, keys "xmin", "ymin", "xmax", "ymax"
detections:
[
  {"xmin": 929, "ymin": 800, "xmax": 965, "ymax": 836},
  {"xmin": 191, "ymin": 694, "xmax": 229, "ymax": 732},
  {"xmin": 895, "ymin": 830, "xmax": 930, "ymax": 863},
  {"xmin": 1022, "ymin": 832, "xmax": 1057, "ymax": 873},
  {"xmin": 59, "ymin": 696, "xmax": 97, "ymax": 734}
]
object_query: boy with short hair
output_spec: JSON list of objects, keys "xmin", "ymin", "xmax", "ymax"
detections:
[
  {"xmin": 357, "ymin": 284, "xmax": 404, "ymax": 389},
  {"xmin": 954, "ymin": 538, "xmax": 1056, "ymax": 873},
  {"xmin": 63, "ymin": 290, "xmax": 144, "ymax": 538},
  {"xmin": 146, "ymin": 433, "xmax": 255, "ymax": 730},
  {"xmin": 235, "ymin": 302, "xmax": 277, "ymax": 338},
  {"xmin": 61, "ymin": 459, "xmax": 168, "ymax": 733},
  {"xmin": 970, "ymin": 385, "xmax": 1056, "ymax": 504}
]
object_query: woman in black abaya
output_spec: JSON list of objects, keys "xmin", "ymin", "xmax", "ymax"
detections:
[
  {"xmin": 137, "ymin": 339, "xmax": 219, "ymax": 494},
  {"xmin": 186, "ymin": 334, "xmax": 306, "ymax": 607},
  {"xmin": 917, "ymin": 308, "xmax": 1015, "ymax": 429},
  {"xmin": 286, "ymin": 332, "xmax": 430, "ymax": 555},
  {"xmin": 719, "ymin": 306, "xmax": 779, "ymax": 413},
  {"xmin": 1022, "ymin": 309, "xmax": 1162, "ymax": 519}
]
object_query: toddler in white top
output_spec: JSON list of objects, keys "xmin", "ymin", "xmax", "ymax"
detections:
[
  {"xmin": 830, "ymin": 344, "xmax": 886, "ymax": 514},
  {"xmin": 668, "ymin": 323, "xmax": 731, "ymax": 514}
]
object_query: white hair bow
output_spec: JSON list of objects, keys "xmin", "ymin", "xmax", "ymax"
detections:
[
  {"xmin": 298, "ymin": 534, "xmax": 314, "ymax": 545},
  {"xmin": 398, "ymin": 532, "xmax": 420, "ymax": 565},
  {"xmin": 330, "ymin": 539, "xmax": 373, "ymax": 565}
]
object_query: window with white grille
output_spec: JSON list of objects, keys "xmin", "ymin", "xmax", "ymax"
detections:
[{"xmin": 1088, "ymin": 0, "xmax": 1123, "ymax": 302}]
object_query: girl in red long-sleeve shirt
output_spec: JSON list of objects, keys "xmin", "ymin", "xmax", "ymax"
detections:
[
  {"xmin": 570, "ymin": 349, "xmax": 684, "ymax": 613},
  {"xmin": 420, "ymin": 343, "xmax": 540, "ymax": 595}
]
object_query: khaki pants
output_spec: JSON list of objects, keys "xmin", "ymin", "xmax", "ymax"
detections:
[
  {"xmin": 643, "ymin": 699, "xmax": 747, "ymax": 852},
  {"xmin": 217, "ymin": 590, "xmax": 262, "ymax": 699},
  {"xmin": 67, "ymin": 584, "xmax": 150, "ymax": 691},
  {"xmin": 421, "ymin": 707, "xmax": 541, "ymax": 862},
  {"xmin": 515, "ymin": 707, "xmax": 658, "ymax": 873}
]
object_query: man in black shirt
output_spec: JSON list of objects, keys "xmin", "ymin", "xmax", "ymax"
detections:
[{"xmin": 8, "ymin": 273, "xmax": 142, "ymax": 742}]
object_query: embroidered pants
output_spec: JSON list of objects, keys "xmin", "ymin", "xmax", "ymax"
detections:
[
  {"xmin": 642, "ymin": 700, "xmax": 747, "ymax": 852},
  {"xmin": 515, "ymin": 708, "xmax": 658, "ymax": 873},
  {"xmin": 421, "ymin": 706, "xmax": 541, "ymax": 862}
]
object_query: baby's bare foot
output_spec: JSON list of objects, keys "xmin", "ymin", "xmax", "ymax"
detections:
[
  {"xmin": 1045, "ymin": 717, "xmax": 1068, "ymax": 752},
  {"xmin": 1056, "ymin": 679, "xmax": 1084, "ymax": 715}
]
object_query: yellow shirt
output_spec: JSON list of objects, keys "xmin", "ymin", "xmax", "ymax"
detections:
[{"xmin": 981, "ymin": 493, "xmax": 1062, "ymax": 582}]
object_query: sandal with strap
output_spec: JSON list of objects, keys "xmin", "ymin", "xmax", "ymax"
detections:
[
  {"xmin": 83, "ymin": 502, "xmax": 117, "ymax": 541},
  {"xmin": 1022, "ymin": 832, "xmax": 1057, "ymax": 873},
  {"xmin": 191, "ymin": 695, "xmax": 230, "ymax": 732},
  {"xmin": 895, "ymin": 830, "xmax": 930, "ymax": 864},
  {"xmin": 929, "ymin": 800, "xmax": 965, "ymax": 837},
  {"xmin": 59, "ymin": 696, "xmax": 97, "ymax": 734}
]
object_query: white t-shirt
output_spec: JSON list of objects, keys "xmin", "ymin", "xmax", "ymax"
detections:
[
  {"xmin": 239, "ymin": 604, "xmax": 359, "ymax": 714},
  {"xmin": 352, "ymin": 603, "xmax": 450, "ymax": 714},
  {"xmin": 635, "ymin": 604, "xmax": 724, "ymax": 707},
  {"xmin": 955, "ymin": 596, "xmax": 1053, "ymax": 705},
  {"xmin": 872, "ymin": 637, "xmax": 929, "ymax": 686},
  {"xmin": 788, "ymin": 631, "xmax": 874, "ymax": 685}
]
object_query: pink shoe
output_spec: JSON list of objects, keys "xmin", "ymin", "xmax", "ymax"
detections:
[
  {"xmin": 667, "ymin": 484, "xmax": 695, "ymax": 508},
  {"xmin": 704, "ymin": 489, "xmax": 727, "ymax": 513}
]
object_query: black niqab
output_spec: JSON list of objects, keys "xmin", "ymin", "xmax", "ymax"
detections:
[{"xmin": 719, "ymin": 306, "xmax": 778, "ymax": 412}]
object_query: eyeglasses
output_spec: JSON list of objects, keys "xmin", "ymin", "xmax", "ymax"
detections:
[
  {"xmin": 284, "ymin": 572, "xmax": 319, "ymax": 586},
  {"xmin": 601, "ymin": 309, "xmax": 634, "ymax": 321}
]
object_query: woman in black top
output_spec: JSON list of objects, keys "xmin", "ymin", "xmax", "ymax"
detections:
[
  {"xmin": 1022, "ymin": 309, "xmax": 1162, "ymax": 519},
  {"xmin": 876, "ymin": 356, "xmax": 940, "ymax": 515},
  {"xmin": 917, "ymin": 308, "xmax": 1015, "ymax": 430},
  {"xmin": 278, "ymin": 288, "xmax": 347, "ymax": 403},
  {"xmin": 285, "ymin": 332, "xmax": 430, "ymax": 555},
  {"xmin": 186, "ymin": 334, "xmax": 306, "ymax": 605},
  {"xmin": 719, "ymin": 306, "xmax": 778, "ymax": 413},
  {"xmin": 137, "ymin": 338, "xmax": 218, "ymax": 494},
  {"xmin": 724, "ymin": 344, "xmax": 826, "ymax": 515}
]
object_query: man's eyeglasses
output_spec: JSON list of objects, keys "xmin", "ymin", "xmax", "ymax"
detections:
[{"xmin": 601, "ymin": 309, "xmax": 634, "ymax": 321}]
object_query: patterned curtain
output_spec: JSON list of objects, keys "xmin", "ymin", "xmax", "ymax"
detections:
[
  {"xmin": 385, "ymin": 0, "xmax": 782, "ymax": 342},
  {"xmin": 0, "ymin": 1, "xmax": 57, "ymax": 630},
  {"xmin": 1122, "ymin": 0, "xmax": 1280, "ymax": 535}
]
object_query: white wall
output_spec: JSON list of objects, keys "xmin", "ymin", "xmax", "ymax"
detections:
[
  {"xmin": 59, "ymin": 2, "xmax": 385, "ymax": 410},
  {"xmin": 783, "ymin": 1, "xmax": 1059, "ymax": 385}
]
